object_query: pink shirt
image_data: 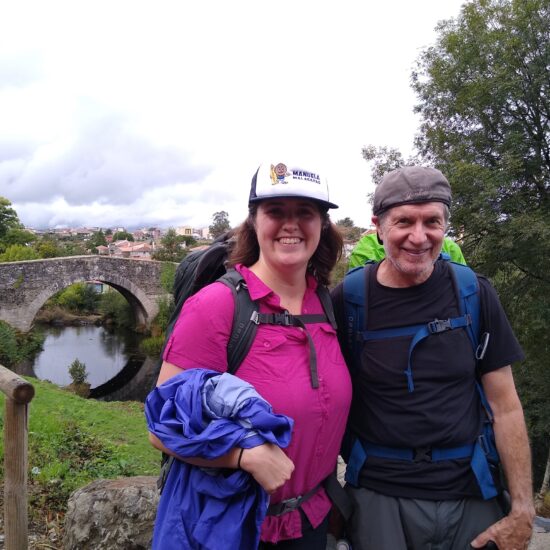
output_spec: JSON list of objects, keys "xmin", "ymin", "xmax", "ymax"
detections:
[{"xmin": 164, "ymin": 265, "xmax": 351, "ymax": 543}]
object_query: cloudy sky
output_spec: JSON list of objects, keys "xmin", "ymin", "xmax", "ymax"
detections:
[{"xmin": 0, "ymin": 0, "xmax": 465, "ymax": 231}]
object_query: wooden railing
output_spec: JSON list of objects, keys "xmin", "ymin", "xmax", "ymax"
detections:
[{"xmin": 0, "ymin": 364, "xmax": 35, "ymax": 550}]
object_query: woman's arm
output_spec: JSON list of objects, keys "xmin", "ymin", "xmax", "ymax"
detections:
[{"xmin": 149, "ymin": 360, "xmax": 295, "ymax": 493}]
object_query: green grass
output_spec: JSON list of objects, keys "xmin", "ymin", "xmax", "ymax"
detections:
[{"xmin": 0, "ymin": 377, "xmax": 160, "ymax": 521}]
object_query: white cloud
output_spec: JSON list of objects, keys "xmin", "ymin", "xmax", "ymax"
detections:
[{"xmin": 0, "ymin": 0, "xmax": 466, "ymax": 230}]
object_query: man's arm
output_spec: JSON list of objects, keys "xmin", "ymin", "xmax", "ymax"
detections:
[{"xmin": 471, "ymin": 366, "xmax": 535, "ymax": 550}]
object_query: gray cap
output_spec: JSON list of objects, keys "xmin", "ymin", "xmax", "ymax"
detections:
[{"xmin": 373, "ymin": 166, "xmax": 452, "ymax": 216}]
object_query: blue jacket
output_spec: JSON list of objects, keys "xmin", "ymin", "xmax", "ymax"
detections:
[{"xmin": 145, "ymin": 368, "xmax": 294, "ymax": 549}]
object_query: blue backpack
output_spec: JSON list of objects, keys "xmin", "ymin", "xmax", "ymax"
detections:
[{"xmin": 342, "ymin": 256, "xmax": 500, "ymax": 500}]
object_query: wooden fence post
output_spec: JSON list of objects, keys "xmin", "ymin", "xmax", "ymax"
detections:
[{"xmin": 0, "ymin": 364, "xmax": 35, "ymax": 550}]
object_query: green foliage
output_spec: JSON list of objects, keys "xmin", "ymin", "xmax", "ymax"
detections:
[
  {"xmin": 1, "ymin": 227, "xmax": 36, "ymax": 249},
  {"xmin": 0, "ymin": 196, "xmax": 22, "ymax": 240},
  {"xmin": 335, "ymin": 218, "xmax": 363, "ymax": 241},
  {"xmin": 209, "ymin": 210, "xmax": 231, "ymax": 238},
  {"xmin": 0, "ymin": 321, "xmax": 44, "ymax": 368},
  {"xmin": 160, "ymin": 261, "xmax": 177, "ymax": 293},
  {"xmin": 152, "ymin": 228, "xmax": 188, "ymax": 262},
  {"xmin": 412, "ymin": 0, "xmax": 550, "ymax": 485},
  {"xmin": 139, "ymin": 334, "xmax": 166, "ymax": 357},
  {"xmin": 155, "ymin": 296, "xmax": 174, "ymax": 334},
  {"xmin": 0, "ymin": 243, "xmax": 40, "ymax": 262},
  {"xmin": 98, "ymin": 289, "xmax": 134, "ymax": 328},
  {"xmin": 58, "ymin": 240, "xmax": 87, "ymax": 256},
  {"xmin": 139, "ymin": 264, "xmax": 176, "ymax": 355},
  {"xmin": 68, "ymin": 359, "xmax": 88, "ymax": 385},
  {"xmin": 330, "ymin": 256, "xmax": 348, "ymax": 288},
  {"xmin": 88, "ymin": 229, "xmax": 108, "ymax": 251},
  {"xmin": 0, "ymin": 378, "xmax": 160, "ymax": 523},
  {"xmin": 112, "ymin": 230, "xmax": 134, "ymax": 241},
  {"xmin": 51, "ymin": 283, "xmax": 100, "ymax": 314},
  {"xmin": 0, "ymin": 321, "xmax": 19, "ymax": 367},
  {"xmin": 35, "ymin": 236, "xmax": 61, "ymax": 258},
  {"xmin": 362, "ymin": 144, "xmax": 408, "ymax": 185}
]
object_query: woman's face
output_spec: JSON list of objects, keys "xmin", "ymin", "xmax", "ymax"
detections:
[{"xmin": 254, "ymin": 198, "xmax": 322, "ymax": 274}]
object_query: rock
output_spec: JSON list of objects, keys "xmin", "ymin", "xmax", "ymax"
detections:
[
  {"xmin": 535, "ymin": 515, "xmax": 550, "ymax": 532},
  {"xmin": 63, "ymin": 476, "xmax": 159, "ymax": 550}
]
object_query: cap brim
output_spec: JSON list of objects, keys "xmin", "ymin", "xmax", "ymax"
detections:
[{"xmin": 249, "ymin": 195, "xmax": 338, "ymax": 209}]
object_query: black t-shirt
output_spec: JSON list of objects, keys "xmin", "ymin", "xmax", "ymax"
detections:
[{"xmin": 332, "ymin": 260, "xmax": 524, "ymax": 499}]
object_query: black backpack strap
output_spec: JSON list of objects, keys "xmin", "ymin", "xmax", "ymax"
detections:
[
  {"xmin": 218, "ymin": 269, "xmax": 260, "ymax": 375},
  {"xmin": 316, "ymin": 284, "xmax": 338, "ymax": 329}
]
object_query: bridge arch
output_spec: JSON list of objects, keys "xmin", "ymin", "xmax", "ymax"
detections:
[{"xmin": 0, "ymin": 256, "xmax": 170, "ymax": 332}]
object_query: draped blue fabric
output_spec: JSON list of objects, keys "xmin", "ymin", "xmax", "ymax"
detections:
[{"xmin": 145, "ymin": 368, "xmax": 294, "ymax": 549}]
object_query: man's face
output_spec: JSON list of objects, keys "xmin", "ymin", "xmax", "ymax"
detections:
[{"xmin": 374, "ymin": 202, "xmax": 446, "ymax": 286}]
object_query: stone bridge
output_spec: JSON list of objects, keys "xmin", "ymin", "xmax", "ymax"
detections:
[{"xmin": 0, "ymin": 256, "xmax": 171, "ymax": 332}]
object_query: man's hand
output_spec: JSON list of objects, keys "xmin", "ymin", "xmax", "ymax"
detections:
[
  {"xmin": 239, "ymin": 443, "xmax": 295, "ymax": 494},
  {"xmin": 470, "ymin": 508, "xmax": 534, "ymax": 550}
]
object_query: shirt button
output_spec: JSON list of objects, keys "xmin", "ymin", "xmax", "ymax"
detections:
[{"xmin": 263, "ymin": 341, "xmax": 270, "ymax": 348}]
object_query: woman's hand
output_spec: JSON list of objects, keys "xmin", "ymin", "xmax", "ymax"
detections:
[{"xmin": 239, "ymin": 443, "xmax": 294, "ymax": 494}]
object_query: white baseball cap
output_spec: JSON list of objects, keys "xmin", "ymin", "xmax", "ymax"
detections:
[{"xmin": 248, "ymin": 160, "xmax": 338, "ymax": 209}]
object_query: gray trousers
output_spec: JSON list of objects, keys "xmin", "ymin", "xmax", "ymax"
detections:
[{"xmin": 346, "ymin": 486, "xmax": 504, "ymax": 550}]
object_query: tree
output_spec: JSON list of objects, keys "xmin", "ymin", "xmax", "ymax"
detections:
[
  {"xmin": 361, "ymin": 145, "xmax": 408, "ymax": 185},
  {"xmin": 336, "ymin": 218, "xmax": 363, "ymax": 241},
  {"xmin": 35, "ymin": 236, "xmax": 61, "ymax": 258},
  {"xmin": 152, "ymin": 228, "xmax": 187, "ymax": 262},
  {"xmin": 0, "ymin": 227, "xmax": 36, "ymax": 252},
  {"xmin": 68, "ymin": 359, "xmax": 88, "ymax": 385},
  {"xmin": 209, "ymin": 211, "xmax": 231, "ymax": 239},
  {"xmin": 89, "ymin": 230, "xmax": 108, "ymax": 251},
  {"xmin": 336, "ymin": 217, "xmax": 354, "ymax": 228},
  {"xmin": 112, "ymin": 230, "xmax": 134, "ymax": 242},
  {"xmin": 53, "ymin": 283, "xmax": 100, "ymax": 313},
  {"xmin": 412, "ymin": 0, "xmax": 550, "ymax": 487},
  {"xmin": 0, "ymin": 196, "xmax": 22, "ymax": 240},
  {"xmin": 0, "ymin": 244, "xmax": 40, "ymax": 262}
]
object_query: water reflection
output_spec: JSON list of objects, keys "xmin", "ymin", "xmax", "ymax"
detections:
[{"xmin": 33, "ymin": 324, "xmax": 146, "ymax": 390}]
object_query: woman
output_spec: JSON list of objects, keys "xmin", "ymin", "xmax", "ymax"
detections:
[{"xmin": 149, "ymin": 159, "xmax": 352, "ymax": 548}]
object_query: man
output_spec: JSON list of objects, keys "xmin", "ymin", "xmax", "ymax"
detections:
[
  {"xmin": 348, "ymin": 230, "xmax": 466, "ymax": 268},
  {"xmin": 332, "ymin": 166, "xmax": 534, "ymax": 550}
]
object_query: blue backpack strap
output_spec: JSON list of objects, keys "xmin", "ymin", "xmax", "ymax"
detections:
[
  {"xmin": 343, "ymin": 263, "xmax": 376, "ymax": 374},
  {"xmin": 342, "ymin": 263, "xmax": 373, "ymax": 485}
]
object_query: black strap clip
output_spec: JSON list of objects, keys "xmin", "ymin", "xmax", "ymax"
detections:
[
  {"xmin": 413, "ymin": 447, "xmax": 432, "ymax": 462},
  {"xmin": 267, "ymin": 495, "xmax": 303, "ymax": 516}
]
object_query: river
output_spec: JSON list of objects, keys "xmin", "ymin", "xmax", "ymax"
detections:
[{"xmin": 30, "ymin": 324, "xmax": 158, "ymax": 401}]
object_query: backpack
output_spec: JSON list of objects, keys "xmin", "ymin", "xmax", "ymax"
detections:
[
  {"xmin": 342, "ymin": 256, "xmax": 500, "ymax": 500},
  {"xmin": 155, "ymin": 230, "xmax": 339, "ymax": 492}
]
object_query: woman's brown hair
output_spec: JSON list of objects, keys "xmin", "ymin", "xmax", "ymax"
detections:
[{"xmin": 228, "ymin": 202, "xmax": 343, "ymax": 286}]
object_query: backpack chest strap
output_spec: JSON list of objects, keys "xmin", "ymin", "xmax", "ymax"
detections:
[
  {"xmin": 360, "ymin": 314, "xmax": 472, "ymax": 392},
  {"xmin": 251, "ymin": 311, "xmax": 328, "ymax": 389}
]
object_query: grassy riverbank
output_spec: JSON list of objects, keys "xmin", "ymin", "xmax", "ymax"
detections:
[{"xmin": 0, "ymin": 377, "xmax": 160, "ymax": 541}]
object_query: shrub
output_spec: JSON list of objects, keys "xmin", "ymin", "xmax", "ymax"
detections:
[
  {"xmin": 0, "ymin": 321, "xmax": 44, "ymax": 368},
  {"xmin": 0, "ymin": 321, "xmax": 19, "ymax": 367},
  {"xmin": 68, "ymin": 359, "xmax": 88, "ymax": 385},
  {"xmin": 98, "ymin": 290, "xmax": 134, "ymax": 328},
  {"xmin": 0, "ymin": 244, "xmax": 40, "ymax": 262},
  {"xmin": 139, "ymin": 335, "xmax": 165, "ymax": 358},
  {"xmin": 54, "ymin": 283, "xmax": 100, "ymax": 313}
]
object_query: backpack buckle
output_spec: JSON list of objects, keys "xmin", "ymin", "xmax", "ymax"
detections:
[
  {"xmin": 267, "ymin": 495, "xmax": 303, "ymax": 516},
  {"xmin": 413, "ymin": 447, "xmax": 432, "ymax": 462},
  {"xmin": 281, "ymin": 310, "xmax": 293, "ymax": 326},
  {"xmin": 250, "ymin": 311, "xmax": 260, "ymax": 325},
  {"xmin": 428, "ymin": 318, "xmax": 452, "ymax": 333}
]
